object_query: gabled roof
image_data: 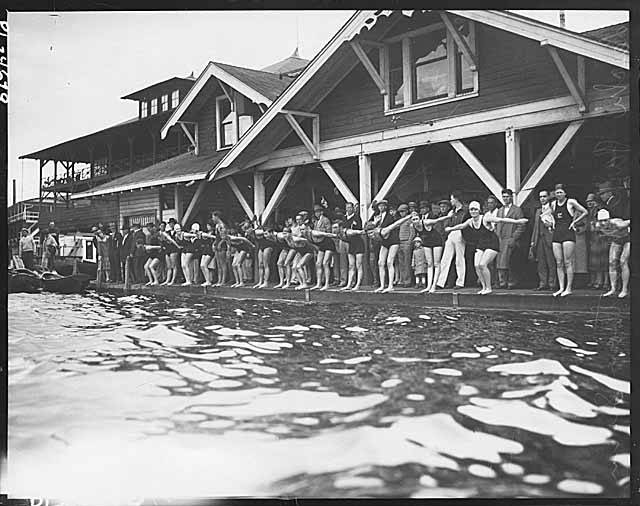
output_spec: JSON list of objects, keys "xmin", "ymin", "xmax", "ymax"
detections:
[
  {"xmin": 70, "ymin": 151, "xmax": 225, "ymax": 199},
  {"xmin": 160, "ymin": 61, "xmax": 296, "ymax": 140},
  {"xmin": 121, "ymin": 76, "xmax": 195, "ymax": 101},
  {"xmin": 207, "ymin": 11, "xmax": 630, "ymax": 181},
  {"xmin": 261, "ymin": 51, "xmax": 310, "ymax": 75},
  {"xmin": 581, "ymin": 22, "xmax": 628, "ymax": 51}
]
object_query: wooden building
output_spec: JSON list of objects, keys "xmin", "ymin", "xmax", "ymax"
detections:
[
  {"xmin": 173, "ymin": 11, "xmax": 629, "ymax": 229},
  {"xmin": 19, "ymin": 76, "xmax": 196, "ymax": 232},
  {"xmin": 70, "ymin": 52, "xmax": 309, "ymax": 229}
]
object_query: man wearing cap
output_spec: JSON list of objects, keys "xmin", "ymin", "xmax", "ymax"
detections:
[
  {"xmin": 396, "ymin": 203, "xmax": 416, "ymax": 287},
  {"xmin": 530, "ymin": 189, "xmax": 557, "ymax": 290},
  {"xmin": 408, "ymin": 201, "xmax": 418, "ymax": 214},
  {"xmin": 19, "ymin": 227, "xmax": 36, "ymax": 270},
  {"xmin": 496, "ymin": 188, "xmax": 525, "ymax": 289}
]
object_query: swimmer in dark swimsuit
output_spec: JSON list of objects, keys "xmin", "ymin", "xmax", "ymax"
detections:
[
  {"xmin": 274, "ymin": 227, "xmax": 292, "ymax": 288},
  {"xmin": 252, "ymin": 226, "xmax": 274, "ymax": 289},
  {"xmin": 199, "ymin": 221, "xmax": 216, "ymax": 286},
  {"xmin": 228, "ymin": 231, "xmax": 255, "ymax": 287},
  {"xmin": 446, "ymin": 201, "xmax": 527, "ymax": 294},
  {"xmin": 180, "ymin": 223, "xmax": 201, "ymax": 286},
  {"xmin": 411, "ymin": 203, "xmax": 444, "ymax": 294},
  {"xmin": 285, "ymin": 224, "xmax": 319, "ymax": 290},
  {"xmin": 595, "ymin": 211, "xmax": 631, "ymax": 299},
  {"xmin": 160, "ymin": 222, "xmax": 181, "ymax": 286},
  {"xmin": 550, "ymin": 184, "xmax": 588, "ymax": 297},
  {"xmin": 342, "ymin": 202, "xmax": 367, "ymax": 291},
  {"xmin": 310, "ymin": 204, "xmax": 335, "ymax": 291},
  {"xmin": 143, "ymin": 222, "xmax": 163, "ymax": 285}
]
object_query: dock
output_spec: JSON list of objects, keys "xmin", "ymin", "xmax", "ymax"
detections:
[{"xmin": 90, "ymin": 282, "xmax": 629, "ymax": 314}]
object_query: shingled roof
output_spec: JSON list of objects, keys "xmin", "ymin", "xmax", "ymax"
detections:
[
  {"xmin": 71, "ymin": 151, "xmax": 226, "ymax": 198},
  {"xmin": 215, "ymin": 62, "xmax": 296, "ymax": 102},
  {"xmin": 581, "ymin": 22, "xmax": 629, "ymax": 51}
]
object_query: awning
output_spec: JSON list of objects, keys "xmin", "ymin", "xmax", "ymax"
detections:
[{"xmin": 71, "ymin": 151, "xmax": 225, "ymax": 199}]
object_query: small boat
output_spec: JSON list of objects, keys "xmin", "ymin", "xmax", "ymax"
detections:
[
  {"xmin": 40, "ymin": 271, "xmax": 91, "ymax": 294},
  {"xmin": 9, "ymin": 269, "xmax": 42, "ymax": 293}
]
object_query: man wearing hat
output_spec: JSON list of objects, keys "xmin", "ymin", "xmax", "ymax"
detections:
[
  {"xmin": 19, "ymin": 227, "xmax": 36, "ymax": 270},
  {"xmin": 530, "ymin": 189, "xmax": 557, "ymax": 290},
  {"xmin": 396, "ymin": 203, "xmax": 416, "ymax": 287},
  {"xmin": 132, "ymin": 222, "xmax": 147, "ymax": 284},
  {"xmin": 408, "ymin": 201, "xmax": 418, "ymax": 214},
  {"xmin": 496, "ymin": 188, "xmax": 525, "ymax": 289}
]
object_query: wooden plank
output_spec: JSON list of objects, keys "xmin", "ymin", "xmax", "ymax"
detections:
[
  {"xmin": 181, "ymin": 180, "xmax": 208, "ymax": 227},
  {"xmin": 371, "ymin": 148, "xmax": 416, "ymax": 205},
  {"xmin": 320, "ymin": 161, "xmax": 358, "ymax": 203},
  {"xmin": 402, "ymin": 37, "xmax": 412, "ymax": 107},
  {"xmin": 227, "ymin": 177, "xmax": 254, "ymax": 220},
  {"xmin": 505, "ymin": 128, "xmax": 521, "ymax": 199},
  {"xmin": 281, "ymin": 109, "xmax": 319, "ymax": 118},
  {"xmin": 358, "ymin": 154, "xmax": 372, "ymax": 221},
  {"xmin": 284, "ymin": 113, "xmax": 319, "ymax": 159},
  {"xmin": 546, "ymin": 45, "xmax": 586, "ymax": 112},
  {"xmin": 219, "ymin": 81, "xmax": 234, "ymax": 106},
  {"xmin": 312, "ymin": 116, "xmax": 320, "ymax": 153},
  {"xmin": 447, "ymin": 30, "xmax": 456, "ymax": 97},
  {"xmin": 440, "ymin": 12, "xmax": 477, "ymax": 71},
  {"xmin": 450, "ymin": 140, "xmax": 505, "ymax": 202},
  {"xmin": 577, "ymin": 55, "xmax": 585, "ymax": 92},
  {"xmin": 262, "ymin": 167, "xmax": 296, "ymax": 224},
  {"xmin": 516, "ymin": 120, "xmax": 584, "ymax": 205},
  {"xmin": 179, "ymin": 122, "xmax": 197, "ymax": 149},
  {"xmin": 349, "ymin": 40, "xmax": 387, "ymax": 95}
]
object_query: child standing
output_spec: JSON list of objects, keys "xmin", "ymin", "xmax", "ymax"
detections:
[{"xmin": 412, "ymin": 237, "xmax": 427, "ymax": 288}]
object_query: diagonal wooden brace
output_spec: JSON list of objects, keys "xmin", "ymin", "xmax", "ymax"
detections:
[
  {"xmin": 350, "ymin": 40, "xmax": 387, "ymax": 95},
  {"xmin": 284, "ymin": 113, "xmax": 319, "ymax": 159},
  {"xmin": 546, "ymin": 45, "xmax": 587, "ymax": 113},
  {"xmin": 440, "ymin": 12, "xmax": 478, "ymax": 72}
]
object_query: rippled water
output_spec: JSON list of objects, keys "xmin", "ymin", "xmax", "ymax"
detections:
[{"xmin": 7, "ymin": 291, "xmax": 630, "ymax": 500}]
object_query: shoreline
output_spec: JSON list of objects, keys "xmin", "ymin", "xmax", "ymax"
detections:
[{"xmin": 89, "ymin": 281, "xmax": 629, "ymax": 314}]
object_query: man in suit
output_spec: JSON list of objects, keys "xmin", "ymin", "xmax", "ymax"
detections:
[
  {"xmin": 396, "ymin": 203, "xmax": 416, "ymax": 287},
  {"xmin": 529, "ymin": 189, "xmax": 557, "ymax": 290},
  {"xmin": 121, "ymin": 226, "xmax": 134, "ymax": 282},
  {"xmin": 109, "ymin": 225, "xmax": 123, "ymax": 283},
  {"xmin": 131, "ymin": 223, "xmax": 147, "ymax": 284},
  {"xmin": 496, "ymin": 188, "xmax": 525, "ymax": 289}
]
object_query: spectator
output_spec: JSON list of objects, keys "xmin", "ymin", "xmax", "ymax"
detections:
[
  {"xmin": 132, "ymin": 223, "xmax": 147, "ymax": 284},
  {"xmin": 397, "ymin": 203, "xmax": 416, "ymax": 287},
  {"xmin": 121, "ymin": 226, "xmax": 134, "ymax": 281},
  {"xmin": 436, "ymin": 192, "xmax": 468, "ymax": 290},
  {"xmin": 332, "ymin": 220, "xmax": 349, "ymax": 287},
  {"xmin": 412, "ymin": 237, "xmax": 427, "ymax": 288},
  {"xmin": 41, "ymin": 228, "xmax": 59, "ymax": 271},
  {"xmin": 19, "ymin": 228, "xmax": 36, "ymax": 270},
  {"xmin": 495, "ymin": 188, "xmax": 525, "ymax": 289},
  {"xmin": 585, "ymin": 193, "xmax": 608, "ymax": 290},
  {"xmin": 530, "ymin": 189, "xmax": 557, "ymax": 291},
  {"xmin": 109, "ymin": 226, "xmax": 123, "ymax": 283}
]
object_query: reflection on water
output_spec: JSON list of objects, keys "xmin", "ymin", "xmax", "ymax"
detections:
[{"xmin": 7, "ymin": 291, "xmax": 630, "ymax": 499}]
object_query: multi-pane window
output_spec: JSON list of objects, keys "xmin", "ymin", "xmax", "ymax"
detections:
[
  {"xmin": 151, "ymin": 98, "xmax": 158, "ymax": 115},
  {"xmin": 217, "ymin": 96, "xmax": 235, "ymax": 149},
  {"xmin": 161, "ymin": 94, "xmax": 169, "ymax": 112},
  {"xmin": 171, "ymin": 89, "xmax": 179, "ymax": 108},
  {"xmin": 384, "ymin": 20, "xmax": 477, "ymax": 111},
  {"xmin": 141, "ymin": 101, "xmax": 148, "ymax": 118}
]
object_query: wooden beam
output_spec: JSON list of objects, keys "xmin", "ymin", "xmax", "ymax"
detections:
[
  {"xmin": 174, "ymin": 184, "xmax": 183, "ymax": 223},
  {"xmin": 450, "ymin": 140, "xmax": 505, "ymax": 203},
  {"xmin": 402, "ymin": 37, "xmax": 412, "ymax": 107},
  {"xmin": 227, "ymin": 177, "xmax": 254, "ymax": 220},
  {"xmin": 516, "ymin": 120, "xmax": 584, "ymax": 205},
  {"xmin": 358, "ymin": 154, "xmax": 372, "ymax": 221},
  {"xmin": 219, "ymin": 81, "xmax": 234, "ymax": 107},
  {"xmin": 180, "ymin": 122, "xmax": 197, "ymax": 149},
  {"xmin": 577, "ymin": 55, "xmax": 585, "ymax": 92},
  {"xmin": 253, "ymin": 171, "xmax": 266, "ymax": 223},
  {"xmin": 262, "ymin": 167, "xmax": 296, "ymax": 224},
  {"xmin": 281, "ymin": 109, "xmax": 319, "ymax": 119},
  {"xmin": 349, "ymin": 40, "xmax": 387, "ymax": 95},
  {"xmin": 320, "ymin": 161, "xmax": 358, "ymax": 204},
  {"xmin": 371, "ymin": 148, "xmax": 416, "ymax": 206},
  {"xmin": 440, "ymin": 12, "xmax": 478, "ymax": 71},
  {"xmin": 505, "ymin": 128, "xmax": 521, "ymax": 200},
  {"xmin": 181, "ymin": 180, "xmax": 208, "ymax": 227},
  {"xmin": 284, "ymin": 113, "xmax": 319, "ymax": 159},
  {"xmin": 194, "ymin": 123, "xmax": 199, "ymax": 155},
  {"xmin": 360, "ymin": 39, "xmax": 386, "ymax": 49},
  {"xmin": 546, "ymin": 45, "xmax": 586, "ymax": 112}
]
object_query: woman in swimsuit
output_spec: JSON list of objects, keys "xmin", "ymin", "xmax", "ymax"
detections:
[
  {"xmin": 550, "ymin": 184, "xmax": 588, "ymax": 297},
  {"xmin": 446, "ymin": 201, "xmax": 528, "ymax": 294},
  {"xmin": 212, "ymin": 216, "xmax": 229, "ymax": 287},
  {"xmin": 227, "ymin": 229, "xmax": 255, "ymax": 287},
  {"xmin": 282, "ymin": 214, "xmax": 304, "ymax": 288},
  {"xmin": 159, "ymin": 221, "xmax": 181, "ymax": 285},
  {"xmin": 274, "ymin": 226, "xmax": 292, "ymax": 288},
  {"xmin": 283, "ymin": 224, "xmax": 320, "ymax": 290},
  {"xmin": 310, "ymin": 204, "xmax": 337, "ymax": 291},
  {"xmin": 143, "ymin": 223, "xmax": 164, "ymax": 286},
  {"xmin": 168, "ymin": 223, "xmax": 185, "ymax": 285},
  {"xmin": 181, "ymin": 223, "xmax": 201, "ymax": 286},
  {"xmin": 198, "ymin": 221, "xmax": 216, "ymax": 286},
  {"xmin": 253, "ymin": 226, "xmax": 278, "ymax": 288},
  {"xmin": 342, "ymin": 202, "xmax": 366, "ymax": 291},
  {"xmin": 411, "ymin": 202, "xmax": 444, "ymax": 293},
  {"xmin": 595, "ymin": 211, "xmax": 631, "ymax": 299}
]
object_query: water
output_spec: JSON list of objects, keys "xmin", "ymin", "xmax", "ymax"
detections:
[{"xmin": 7, "ymin": 291, "xmax": 630, "ymax": 500}]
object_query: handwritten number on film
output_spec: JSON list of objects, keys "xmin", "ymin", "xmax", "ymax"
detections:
[{"xmin": 0, "ymin": 20, "xmax": 6, "ymax": 103}]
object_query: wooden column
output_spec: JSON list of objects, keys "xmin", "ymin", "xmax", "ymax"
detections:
[
  {"xmin": 253, "ymin": 171, "xmax": 266, "ymax": 224},
  {"xmin": 53, "ymin": 160, "xmax": 58, "ymax": 209},
  {"xmin": 358, "ymin": 153, "xmax": 372, "ymax": 221},
  {"xmin": 174, "ymin": 185, "xmax": 183, "ymax": 223},
  {"xmin": 505, "ymin": 128, "xmax": 521, "ymax": 203},
  {"xmin": 39, "ymin": 159, "xmax": 45, "ymax": 209}
]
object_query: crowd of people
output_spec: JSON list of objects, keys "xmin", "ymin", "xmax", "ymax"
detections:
[{"xmin": 78, "ymin": 179, "xmax": 630, "ymax": 299}]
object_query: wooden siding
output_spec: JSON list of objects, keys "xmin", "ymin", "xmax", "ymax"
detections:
[
  {"xmin": 196, "ymin": 95, "xmax": 219, "ymax": 156},
  {"xmin": 315, "ymin": 24, "xmax": 583, "ymax": 143},
  {"xmin": 118, "ymin": 188, "xmax": 161, "ymax": 227},
  {"xmin": 39, "ymin": 197, "xmax": 119, "ymax": 233}
]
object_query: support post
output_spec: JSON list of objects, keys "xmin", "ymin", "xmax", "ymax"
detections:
[
  {"xmin": 253, "ymin": 171, "xmax": 266, "ymax": 224},
  {"xmin": 505, "ymin": 128, "xmax": 521, "ymax": 202},
  {"xmin": 124, "ymin": 256, "xmax": 131, "ymax": 293},
  {"xmin": 174, "ymin": 184, "xmax": 183, "ymax": 223},
  {"xmin": 358, "ymin": 154, "xmax": 372, "ymax": 221},
  {"xmin": 88, "ymin": 146, "xmax": 95, "ymax": 179},
  {"xmin": 440, "ymin": 12, "xmax": 478, "ymax": 71}
]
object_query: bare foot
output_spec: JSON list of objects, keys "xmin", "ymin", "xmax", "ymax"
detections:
[
  {"xmin": 476, "ymin": 289, "xmax": 485, "ymax": 294},
  {"xmin": 320, "ymin": 285, "xmax": 329, "ymax": 291},
  {"xmin": 552, "ymin": 289, "xmax": 563, "ymax": 297},
  {"xmin": 382, "ymin": 287, "xmax": 394, "ymax": 293},
  {"xmin": 282, "ymin": 284, "xmax": 290, "ymax": 289},
  {"xmin": 560, "ymin": 290, "xmax": 572, "ymax": 297},
  {"xmin": 374, "ymin": 286, "xmax": 384, "ymax": 293},
  {"xmin": 310, "ymin": 284, "xmax": 321, "ymax": 291},
  {"xmin": 339, "ymin": 285, "xmax": 351, "ymax": 291},
  {"xmin": 618, "ymin": 290, "xmax": 628, "ymax": 299},
  {"xmin": 351, "ymin": 285, "xmax": 361, "ymax": 291},
  {"xmin": 602, "ymin": 289, "xmax": 616, "ymax": 297},
  {"xmin": 483, "ymin": 289, "xmax": 492, "ymax": 295}
]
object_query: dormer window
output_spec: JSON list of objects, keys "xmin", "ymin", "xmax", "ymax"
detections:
[
  {"xmin": 141, "ymin": 101, "xmax": 148, "ymax": 118},
  {"xmin": 216, "ymin": 93, "xmax": 255, "ymax": 150},
  {"xmin": 171, "ymin": 90, "xmax": 179, "ymax": 108},
  {"xmin": 151, "ymin": 98, "xmax": 158, "ymax": 115},
  {"xmin": 383, "ymin": 19, "xmax": 477, "ymax": 113},
  {"xmin": 161, "ymin": 94, "xmax": 169, "ymax": 112}
]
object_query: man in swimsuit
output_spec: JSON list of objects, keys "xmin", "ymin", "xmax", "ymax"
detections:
[{"xmin": 599, "ymin": 181, "xmax": 631, "ymax": 298}]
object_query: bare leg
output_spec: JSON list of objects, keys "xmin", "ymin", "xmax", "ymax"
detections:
[
  {"xmin": 377, "ymin": 246, "xmax": 389, "ymax": 292},
  {"xmin": 560, "ymin": 241, "xmax": 576, "ymax": 297},
  {"xmin": 422, "ymin": 247, "xmax": 434, "ymax": 293},
  {"xmin": 343, "ymin": 253, "xmax": 356, "ymax": 290},
  {"xmin": 552, "ymin": 243, "xmax": 565, "ymax": 297},
  {"xmin": 618, "ymin": 242, "xmax": 630, "ymax": 298},
  {"xmin": 384, "ymin": 245, "xmax": 400, "ymax": 292},
  {"xmin": 312, "ymin": 250, "xmax": 325, "ymax": 290},
  {"xmin": 474, "ymin": 250, "xmax": 485, "ymax": 293},
  {"xmin": 354, "ymin": 253, "xmax": 364, "ymax": 290},
  {"xmin": 321, "ymin": 251, "xmax": 333, "ymax": 290},
  {"xmin": 604, "ymin": 242, "xmax": 621, "ymax": 297}
]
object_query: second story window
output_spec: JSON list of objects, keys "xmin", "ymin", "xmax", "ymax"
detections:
[
  {"xmin": 384, "ymin": 19, "xmax": 477, "ymax": 113},
  {"xmin": 151, "ymin": 98, "xmax": 158, "ymax": 115},
  {"xmin": 161, "ymin": 94, "xmax": 169, "ymax": 112},
  {"xmin": 216, "ymin": 95, "xmax": 236, "ymax": 149},
  {"xmin": 171, "ymin": 90, "xmax": 179, "ymax": 108},
  {"xmin": 141, "ymin": 101, "xmax": 148, "ymax": 118}
]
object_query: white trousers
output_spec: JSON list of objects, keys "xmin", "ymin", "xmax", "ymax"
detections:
[{"xmin": 437, "ymin": 230, "xmax": 466, "ymax": 288}]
